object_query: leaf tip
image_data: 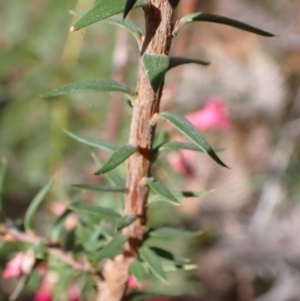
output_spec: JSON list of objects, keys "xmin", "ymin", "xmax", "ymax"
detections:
[{"xmin": 69, "ymin": 26, "xmax": 75, "ymax": 32}]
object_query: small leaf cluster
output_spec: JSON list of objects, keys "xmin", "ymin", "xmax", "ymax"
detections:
[{"xmin": 0, "ymin": 0, "xmax": 274, "ymax": 299}]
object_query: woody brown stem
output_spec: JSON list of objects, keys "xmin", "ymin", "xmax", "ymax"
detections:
[
  {"xmin": 97, "ymin": 2, "xmax": 174, "ymax": 301},
  {"xmin": 123, "ymin": 0, "xmax": 174, "ymax": 254}
]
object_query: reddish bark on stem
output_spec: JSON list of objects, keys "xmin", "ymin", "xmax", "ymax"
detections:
[{"xmin": 97, "ymin": 2, "xmax": 174, "ymax": 301}]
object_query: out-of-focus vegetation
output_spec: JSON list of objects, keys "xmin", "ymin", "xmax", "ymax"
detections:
[{"xmin": 0, "ymin": 0, "xmax": 300, "ymax": 300}]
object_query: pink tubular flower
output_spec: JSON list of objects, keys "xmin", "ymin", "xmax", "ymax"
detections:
[
  {"xmin": 68, "ymin": 283, "xmax": 80, "ymax": 301},
  {"xmin": 128, "ymin": 276, "xmax": 139, "ymax": 288},
  {"xmin": 34, "ymin": 276, "xmax": 81, "ymax": 301},
  {"xmin": 185, "ymin": 98, "xmax": 230, "ymax": 131},
  {"xmin": 34, "ymin": 291, "xmax": 52, "ymax": 301},
  {"xmin": 2, "ymin": 253, "xmax": 24, "ymax": 279}
]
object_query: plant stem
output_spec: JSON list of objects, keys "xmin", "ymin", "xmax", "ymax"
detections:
[
  {"xmin": 124, "ymin": 0, "xmax": 174, "ymax": 255},
  {"xmin": 97, "ymin": 1, "xmax": 174, "ymax": 301}
]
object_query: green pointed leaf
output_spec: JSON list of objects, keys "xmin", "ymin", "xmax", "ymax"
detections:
[
  {"xmin": 158, "ymin": 141, "xmax": 224, "ymax": 153},
  {"xmin": 0, "ymin": 157, "xmax": 7, "ymax": 214},
  {"xmin": 124, "ymin": 0, "xmax": 138, "ymax": 19},
  {"xmin": 130, "ymin": 259, "xmax": 147, "ymax": 284},
  {"xmin": 107, "ymin": 16, "xmax": 142, "ymax": 42},
  {"xmin": 150, "ymin": 190, "xmax": 213, "ymax": 203},
  {"xmin": 10, "ymin": 276, "xmax": 29, "ymax": 301},
  {"xmin": 95, "ymin": 234, "xmax": 127, "ymax": 261},
  {"xmin": 34, "ymin": 242, "xmax": 46, "ymax": 260},
  {"xmin": 159, "ymin": 141, "xmax": 205, "ymax": 152},
  {"xmin": 176, "ymin": 12, "xmax": 275, "ymax": 37},
  {"xmin": 115, "ymin": 214, "xmax": 137, "ymax": 231},
  {"xmin": 101, "ymin": 225, "xmax": 117, "ymax": 239},
  {"xmin": 71, "ymin": 0, "xmax": 148, "ymax": 31},
  {"xmin": 145, "ymin": 177, "xmax": 179, "ymax": 205},
  {"xmin": 91, "ymin": 153, "xmax": 125, "ymax": 187},
  {"xmin": 159, "ymin": 111, "xmax": 228, "ymax": 168},
  {"xmin": 72, "ymin": 184, "xmax": 127, "ymax": 193},
  {"xmin": 168, "ymin": 57, "xmax": 210, "ymax": 70},
  {"xmin": 24, "ymin": 178, "xmax": 54, "ymax": 232},
  {"xmin": 149, "ymin": 227, "xmax": 201, "ymax": 239},
  {"xmin": 175, "ymin": 190, "xmax": 212, "ymax": 198},
  {"xmin": 146, "ymin": 247, "xmax": 189, "ymax": 264},
  {"xmin": 64, "ymin": 130, "xmax": 118, "ymax": 151},
  {"xmin": 62, "ymin": 228, "xmax": 76, "ymax": 251},
  {"xmin": 163, "ymin": 262, "xmax": 197, "ymax": 272},
  {"xmin": 83, "ymin": 239, "xmax": 108, "ymax": 252},
  {"xmin": 53, "ymin": 269, "xmax": 75, "ymax": 301},
  {"xmin": 41, "ymin": 79, "xmax": 133, "ymax": 98},
  {"xmin": 143, "ymin": 54, "xmax": 170, "ymax": 91},
  {"xmin": 69, "ymin": 204, "xmax": 121, "ymax": 219},
  {"xmin": 139, "ymin": 247, "xmax": 167, "ymax": 283},
  {"xmin": 94, "ymin": 144, "xmax": 137, "ymax": 175}
]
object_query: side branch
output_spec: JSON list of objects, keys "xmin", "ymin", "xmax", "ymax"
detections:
[{"xmin": 0, "ymin": 226, "xmax": 101, "ymax": 277}]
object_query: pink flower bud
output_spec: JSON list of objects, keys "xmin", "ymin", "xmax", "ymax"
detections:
[{"xmin": 2, "ymin": 253, "xmax": 24, "ymax": 279}]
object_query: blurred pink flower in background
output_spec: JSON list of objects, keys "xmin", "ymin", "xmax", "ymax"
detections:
[
  {"xmin": 34, "ymin": 277, "xmax": 80, "ymax": 301},
  {"xmin": 127, "ymin": 275, "xmax": 140, "ymax": 288},
  {"xmin": 2, "ymin": 251, "xmax": 35, "ymax": 279},
  {"xmin": 68, "ymin": 283, "xmax": 80, "ymax": 301},
  {"xmin": 168, "ymin": 151, "xmax": 196, "ymax": 177},
  {"xmin": 2, "ymin": 253, "xmax": 24, "ymax": 279},
  {"xmin": 185, "ymin": 98, "xmax": 230, "ymax": 131}
]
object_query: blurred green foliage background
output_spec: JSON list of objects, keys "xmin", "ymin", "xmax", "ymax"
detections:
[{"xmin": 1, "ymin": 0, "xmax": 300, "ymax": 300}]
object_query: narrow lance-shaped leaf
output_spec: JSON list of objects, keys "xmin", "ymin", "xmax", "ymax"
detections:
[
  {"xmin": 150, "ymin": 190, "xmax": 213, "ymax": 203},
  {"xmin": 174, "ymin": 12, "xmax": 275, "ymax": 37},
  {"xmin": 69, "ymin": 204, "xmax": 121, "ymax": 219},
  {"xmin": 107, "ymin": 16, "xmax": 143, "ymax": 42},
  {"xmin": 159, "ymin": 111, "xmax": 228, "ymax": 168},
  {"xmin": 41, "ymin": 79, "xmax": 133, "ymax": 98},
  {"xmin": 71, "ymin": 0, "xmax": 148, "ymax": 31},
  {"xmin": 64, "ymin": 130, "xmax": 118, "ymax": 151},
  {"xmin": 159, "ymin": 141, "xmax": 224, "ymax": 153},
  {"xmin": 123, "ymin": 0, "xmax": 138, "ymax": 19},
  {"xmin": 145, "ymin": 177, "xmax": 180, "ymax": 206},
  {"xmin": 130, "ymin": 260, "xmax": 147, "ymax": 284},
  {"xmin": 163, "ymin": 262, "xmax": 197, "ymax": 272},
  {"xmin": 0, "ymin": 157, "xmax": 7, "ymax": 214},
  {"xmin": 143, "ymin": 54, "xmax": 170, "ymax": 91},
  {"xmin": 168, "ymin": 57, "xmax": 210, "ymax": 70},
  {"xmin": 52, "ymin": 270, "xmax": 75, "ymax": 301},
  {"xmin": 148, "ymin": 227, "xmax": 202, "ymax": 239},
  {"xmin": 96, "ymin": 234, "xmax": 127, "ymax": 261},
  {"xmin": 91, "ymin": 153, "xmax": 125, "ymax": 187},
  {"xmin": 115, "ymin": 214, "xmax": 137, "ymax": 231},
  {"xmin": 34, "ymin": 242, "xmax": 46, "ymax": 260},
  {"xmin": 139, "ymin": 247, "xmax": 167, "ymax": 283},
  {"xmin": 159, "ymin": 141, "xmax": 204, "ymax": 152},
  {"xmin": 144, "ymin": 247, "xmax": 189, "ymax": 264},
  {"xmin": 24, "ymin": 178, "xmax": 54, "ymax": 232},
  {"xmin": 72, "ymin": 184, "xmax": 127, "ymax": 193},
  {"xmin": 94, "ymin": 144, "xmax": 137, "ymax": 175}
]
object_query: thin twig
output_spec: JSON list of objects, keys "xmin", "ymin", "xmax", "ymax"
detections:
[{"xmin": 0, "ymin": 226, "xmax": 102, "ymax": 278}]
